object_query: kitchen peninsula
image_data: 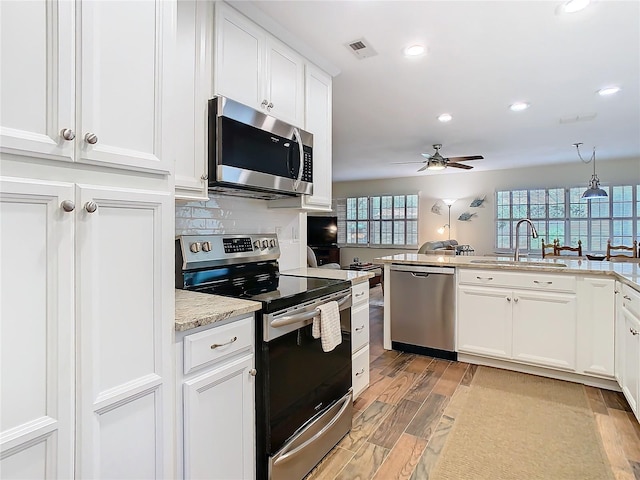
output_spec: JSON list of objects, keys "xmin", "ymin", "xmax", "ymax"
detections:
[{"xmin": 377, "ymin": 253, "xmax": 640, "ymax": 421}]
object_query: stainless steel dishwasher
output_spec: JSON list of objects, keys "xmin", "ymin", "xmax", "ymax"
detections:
[{"xmin": 390, "ymin": 264, "xmax": 456, "ymax": 360}]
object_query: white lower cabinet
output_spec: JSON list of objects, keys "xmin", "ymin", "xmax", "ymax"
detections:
[
  {"xmin": 616, "ymin": 284, "xmax": 640, "ymax": 421},
  {"xmin": 176, "ymin": 315, "xmax": 255, "ymax": 479},
  {"xmin": 351, "ymin": 282, "xmax": 370, "ymax": 399},
  {"xmin": 457, "ymin": 269, "xmax": 578, "ymax": 372}
]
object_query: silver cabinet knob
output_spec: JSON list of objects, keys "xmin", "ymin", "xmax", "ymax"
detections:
[
  {"xmin": 202, "ymin": 241, "xmax": 212, "ymax": 252},
  {"xmin": 267, "ymin": 102, "xmax": 273, "ymax": 111},
  {"xmin": 84, "ymin": 132, "xmax": 98, "ymax": 145},
  {"xmin": 514, "ymin": 297, "xmax": 519, "ymax": 303},
  {"xmin": 630, "ymin": 328, "xmax": 639, "ymax": 336},
  {"xmin": 61, "ymin": 200, "xmax": 75, "ymax": 212},
  {"xmin": 506, "ymin": 297, "xmax": 511, "ymax": 302},
  {"xmin": 84, "ymin": 201, "xmax": 98, "ymax": 213},
  {"xmin": 189, "ymin": 242, "xmax": 201, "ymax": 253},
  {"xmin": 261, "ymin": 100, "xmax": 268, "ymax": 108},
  {"xmin": 201, "ymin": 173, "xmax": 208, "ymax": 181},
  {"xmin": 249, "ymin": 369, "xmax": 257, "ymax": 376},
  {"xmin": 60, "ymin": 128, "xmax": 75, "ymax": 141}
]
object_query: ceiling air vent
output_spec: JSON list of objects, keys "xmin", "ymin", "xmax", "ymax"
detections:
[
  {"xmin": 345, "ymin": 38, "xmax": 377, "ymax": 59},
  {"xmin": 559, "ymin": 113, "xmax": 597, "ymax": 124}
]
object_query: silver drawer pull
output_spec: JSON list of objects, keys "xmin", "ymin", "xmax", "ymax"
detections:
[
  {"xmin": 355, "ymin": 368, "xmax": 365, "ymax": 377},
  {"xmin": 355, "ymin": 292, "xmax": 365, "ymax": 297},
  {"xmin": 355, "ymin": 325, "xmax": 365, "ymax": 332},
  {"xmin": 210, "ymin": 336, "xmax": 237, "ymax": 349},
  {"xmin": 623, "ymin": 295, "xmax": 632, "ymax": 301},
  {"xmin": 476, "ymin": 276, "xmax": 493, "ymax": 280},
  {"xmin": 630, "ymin": 328, "xmax": 639, "ymax": 336},
  {"xmin": 533, "ymin": 280, "xmax": 553, "ymax": 285}
]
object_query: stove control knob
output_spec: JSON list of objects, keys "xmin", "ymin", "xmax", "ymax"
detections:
[
  {"xmin": 253, "ymin": 240, "xmax": 261, "ymax": 250},
  {"xmin": 262, "ymin": 240, "xmax": 269, "ymax": 249},
  {"xmin": 269, "ymin": 239, "xmax": 276, "ymax": 248},
  {"xmin": 202, "ymin": 241, "xmax": 212, "ymax": 252},
  {"xmin": 189, "ymin": 242, "xmax": 201, "ymax": 253}
]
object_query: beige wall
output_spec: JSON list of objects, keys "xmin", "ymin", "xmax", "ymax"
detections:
[{"xmin": 333, "ymin": 158, "xmax": 640, "ymax": 263}]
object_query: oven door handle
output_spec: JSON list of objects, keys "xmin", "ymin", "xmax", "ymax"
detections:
[
  {"xmin": 269, "ymin": 293, "xmax": 351, "ymax": 328},
  {"xmin": 273, "ymin": 392, "xmax": 352, "ymax": 467}
]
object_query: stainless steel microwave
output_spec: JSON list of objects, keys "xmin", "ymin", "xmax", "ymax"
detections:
[{"xmin": 207, "ymin": 96, "xmax": 313, "ymax": 199}]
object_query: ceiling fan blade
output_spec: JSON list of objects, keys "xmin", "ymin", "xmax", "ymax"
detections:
[
  {"xmin": 417, "ymin": 163, "xmax": 429, "ymax": 172},
  {"xmin": 420, "ymin": 153, "xmax": 433, "ymax": 159},
  {"xmin": 391, "ymin": 161, "xmax": 427, "ymax": 165},
  {"xmin": 447, "ymin": 162, "xmax": 474, "ymax": 170},
  {"xmin": 447, "ymin": 155, "xmax": 484, "ymax": 162}
]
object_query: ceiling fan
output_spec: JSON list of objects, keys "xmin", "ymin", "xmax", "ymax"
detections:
[{"xmin": 395, "ymin": 144, "xmax": 484, "ymax": 171}]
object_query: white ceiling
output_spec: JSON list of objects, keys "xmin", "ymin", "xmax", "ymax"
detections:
[{"xmin": 240, "ymin": 0, "xmax": 640, "ymax": 182}]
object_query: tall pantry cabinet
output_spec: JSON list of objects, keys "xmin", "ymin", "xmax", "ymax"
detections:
[{"xmin": 0, "ymin": 1, "xmax": 176, "ymax": 478}]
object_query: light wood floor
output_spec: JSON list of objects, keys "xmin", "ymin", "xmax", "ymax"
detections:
[{"xmin": 306, "ymin": 285, "xmax": 640, "ymax": 480}]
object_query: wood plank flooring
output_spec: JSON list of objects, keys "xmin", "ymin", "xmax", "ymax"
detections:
[{"xmin": 305, "ymin": 285, "xmax": 640, "ymax": 480}]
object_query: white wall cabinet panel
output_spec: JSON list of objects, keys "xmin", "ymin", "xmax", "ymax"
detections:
[
  {"xmin": 512, "ymin": 290, "xmax": 577, "ymax": 371},
  {"xmin": 214, "ymin": 3, "xmax": 304, "ymax": 127},
  {"xmin": 577, "ymin": 277, "xmax": 615, "ymax": 378},
  {"xmin": 621, "ymin": 310, "xmax": 640, "ymax": 416},
  {"xmin": 457, "ymin": 285, "xmax": 512, "ymax": 359},
  {"xmin": 78, "ymin": 0, "xmax": 171, "ymax": 173},
  {"xmin": 0, "ymin": 0, "xmax": 74, "ymax": 162},
  {"xmin": 76, "ymin": 184, "xmax": 172, "ymax": 479},
  {"xmin": 175, "ymin": 0, "xmax": 212, "ymax": 200},
  {"xmin": 0, "ymin": 177, "xmax": 74, "ymax": 479}
]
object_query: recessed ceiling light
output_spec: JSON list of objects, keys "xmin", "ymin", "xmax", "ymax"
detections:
[
  {"xmin": 562, "ymin": 0, "xmax": 590, "ymax": 13},
  {"xmin": 509, "ymin": 102, "xmax": 530, "ymax": 112},
  {"xmin": 404, "ymin": 44, "xmax": 426, "ymax": 57},
  {"xmin": 437, "ymin": 113, "xmax": 452, "ymax": 123},
  {"xmin": 597, "ymin": 86, "xmax": 621, "ymax": 96}
]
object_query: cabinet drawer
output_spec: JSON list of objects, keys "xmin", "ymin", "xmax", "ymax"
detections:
[
  {"xmin": 352, "ymin": 344, "xmax": 370, "ymax": 400},
  {"xmin": 352, "ymin": 303, "xmax": 369, "ymax": 353},
  {"xmin": 352, "ymin": 282, "xmax": 369, "ymax": 307},
  {"xmin": 459, "ymin": 269, "xmax": 576, "ymax": 293},
  {"xmin": 622, "ymin": 284, "xmax": 640, "ymax": 318},
  {"xmin": 184, "ymin": 315, "xmax": 253, "ymax": 374}
]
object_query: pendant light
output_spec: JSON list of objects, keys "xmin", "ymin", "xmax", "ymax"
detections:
[{"xmin": 574, "ymin": 143, "xmax": 607, "ymax": 200}]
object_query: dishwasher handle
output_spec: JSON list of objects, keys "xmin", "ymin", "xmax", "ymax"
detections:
[{"xmin": 390, "ymin": 264, "xmax": 455, "ymax": 275}]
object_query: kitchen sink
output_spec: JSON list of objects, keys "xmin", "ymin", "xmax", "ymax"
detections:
[{"xmin": 469, "ymin": 260, "xmax": 567, "ymax": 268}]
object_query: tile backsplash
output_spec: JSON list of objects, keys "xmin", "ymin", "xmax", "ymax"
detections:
[{"xmin": 175, "ymin": 195, "xmax": 304, "ymax": 270}]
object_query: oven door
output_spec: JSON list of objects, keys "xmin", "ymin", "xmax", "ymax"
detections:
[{"xmin": 258, "ymin": 290, "xmax": 352, "ymax": 458}]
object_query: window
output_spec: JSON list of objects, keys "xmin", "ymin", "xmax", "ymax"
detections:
[
  {"xmin": 337, "ymin": 194, "xmax": 419, "ymax": 247},
  {"xmin": 496, "ymin": 185, "xmax": 640, "ymax": 253}
]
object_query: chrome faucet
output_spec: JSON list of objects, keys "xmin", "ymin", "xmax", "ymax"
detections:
[{"xmin": 514, "ymin": 218, "xmax": 538, "ymax": 261}]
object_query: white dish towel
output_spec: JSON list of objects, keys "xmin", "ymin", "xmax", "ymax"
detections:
[{"xmin": 312, "ymin": 301, "xmax": 342, "ymax": 352}]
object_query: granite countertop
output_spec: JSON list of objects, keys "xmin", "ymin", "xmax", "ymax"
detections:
[
  {"xmin": 175, "ymin": 289, "xmax": 261, "ymax": 332},
  {"xmin": 375, "ymin": 253, "xmax": 640, "ymax": 292},
  {"xmin": 282, "ymin": 267, "xmax": 375, "ymax": 285}
]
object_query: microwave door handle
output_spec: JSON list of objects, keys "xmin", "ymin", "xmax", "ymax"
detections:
[{"xmin": 292, "ymin": 127, "xmax": 304, "ymax": 191}]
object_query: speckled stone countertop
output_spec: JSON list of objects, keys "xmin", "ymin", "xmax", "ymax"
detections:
[
  {"xmin": 175, "ymin": 289, "xmax": 261, "ymax": 332},
  {"xmin": 375, "ymin": 254, "xmax": 640, "ymax": 292},
  {"xmin": 282, "ymin": 267, "xmax": 375, "ymax": 285}
]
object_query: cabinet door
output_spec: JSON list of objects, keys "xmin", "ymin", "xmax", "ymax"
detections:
[
  {"xmin": 457, "ymin": 285, "xmax": 512, "ymax": 359},
  {"xmin": 75, "ymin": 184, "xmax": 173, "ymax": 479},
  {"xmin": 576, "ymin": 277, "xmax": 615, "ymax": 377},
  {"xmin": 512, "ymin": 290, "xmax": 577, "ymax": 371},
  {"xmin": 175, "ymin": 0, "xmax": 212, "ymax": 200},
  {"xmin": 0, "ymin": 177, "xmax": 74, "ymax": 479},
  {"xmin": 264, "ymin": 37, "xmax": 304, "ymax": 127},
  {"xmin": 77, "ymin": 0, "xmax": 172, "ymax": 173},
  {"xmin": 303, "ymin": 65, "xmax": 332, "ymax": 209},
  {"xmin": 615, "ymin": 282, "xmax": 624, "ymax": 383},
  {"xmin": 183, "ymin": 355, "xmax": 255, "ymax": 480},
  {"xmin": 621, "ymin": 307, "xmax": 640, "ymax": 417},
  {"xmin": 214, "ymin": 4, "xmax": 264, "ymax": 110},
  {"xmin": 0, "ymin": 0, "xmax": 74, "ymax": 162}
]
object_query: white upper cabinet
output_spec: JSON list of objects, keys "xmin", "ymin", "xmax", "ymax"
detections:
[
  {"xmin": 175, "ymin": 0, "xmax": 213, "ymax": 200},
  {"xmin": 0, "ymin": 0, "xmax": 75, "ymax": 163},
  {"xmin": 0, "ymin": 0, "xmax": 172, "ymax": 174},
  {"xmin": 214, "ymin": 3, "xmax": 304, "ymax": 127}
]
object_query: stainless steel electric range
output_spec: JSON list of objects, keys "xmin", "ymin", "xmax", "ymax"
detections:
[{"xmin": 175, "ymin": 234, "xmax": 353, "ymax": 480}]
